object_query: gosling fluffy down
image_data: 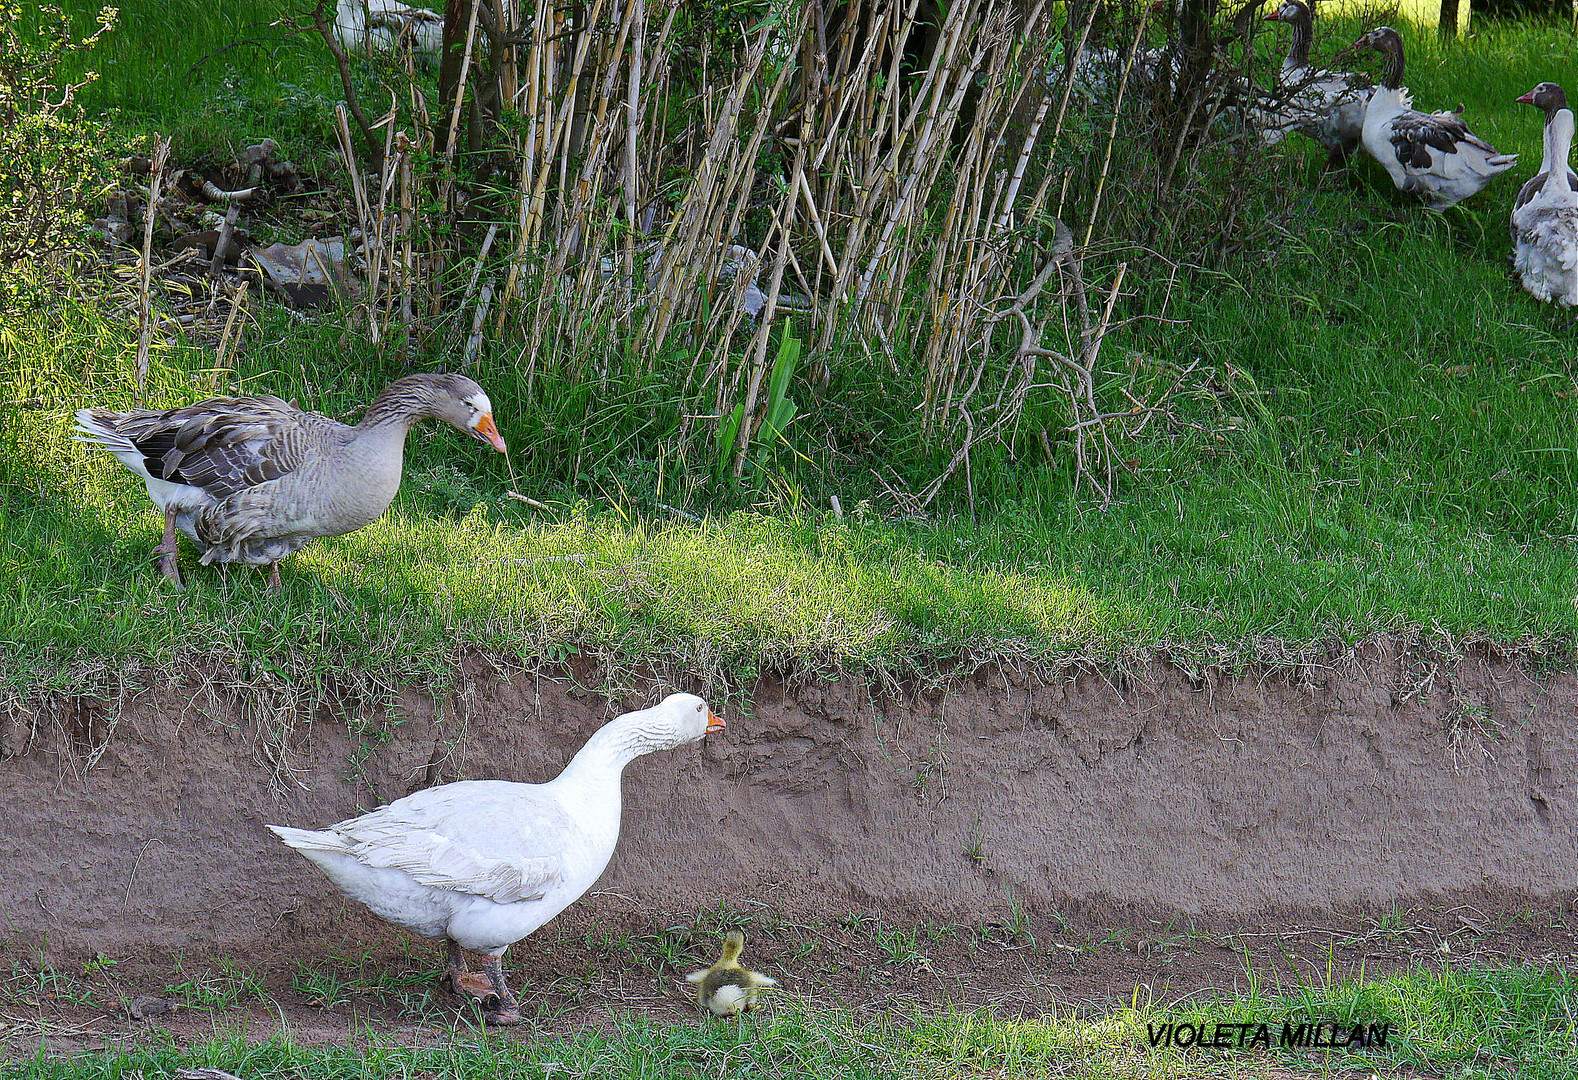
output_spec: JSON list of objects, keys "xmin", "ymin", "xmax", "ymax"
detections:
[{"xmin": 686, "ymin": 931, "xmax": 777, "ymax": 1017}]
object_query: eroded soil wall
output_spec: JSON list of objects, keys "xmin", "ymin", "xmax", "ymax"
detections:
[{"xmin": 3, "ymin": 639, "xmax": 1574, "ymax": 962}]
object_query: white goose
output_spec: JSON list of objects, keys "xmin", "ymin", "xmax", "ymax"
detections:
[
  {"xmin": 1262, "ymin": 0, "xmax": 1370, "ymax": 162},
  {"xmin": 334, "ymin": 0, "xmax": 443, "ymax": 62},
  {"xmin": 1349, "ymin": 26, "xmax": 1516, "ymax": 209},
  {"xmin": 1512, "ymin": 84, "xmax": 1578, "ymax": 306},
  {"xmin": 270, "ymin": 693, "xmax": 727, "ymax": 1025},
  {"xmin": 75, "ymin": 373, "xmax": 505, "ymax": 590}
]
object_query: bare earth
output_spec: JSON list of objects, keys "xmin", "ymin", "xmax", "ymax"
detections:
[{"xmin": 2, "ymin": 637, "xmax": 1574, "ymax": 1051}]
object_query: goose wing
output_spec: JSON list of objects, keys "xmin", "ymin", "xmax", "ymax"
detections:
[
  {"xmin": 366, "ymin": 0, "xmax": 441, "ymax": 29},
  {"xmin": 1515, "ymin": 169, "xmax": 1578, "ymax": 212},
  {"xmin": 79, "ymin": 396, "xmax": 330, "ymax": 497},
  {"xmin": 328, "ymin": 780, "xmax": 569, "ymax": 905},
  {"xmin": 1387, "ymin": 110, "xmax": 1496, "ymax": 169},
  {"xmin": 1512, "ymin": 169, "xmax": 1578, "ymax": 243}
]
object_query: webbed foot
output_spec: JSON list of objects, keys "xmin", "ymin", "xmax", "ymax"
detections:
[{"xmin": 480, "ymin": 953, "xmax": 522, "ymax": 1026}]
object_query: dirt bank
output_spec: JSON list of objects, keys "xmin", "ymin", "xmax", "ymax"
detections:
[{"xmin": 2, "ymin": 637, "xmax": 1574, "ymax": 968}]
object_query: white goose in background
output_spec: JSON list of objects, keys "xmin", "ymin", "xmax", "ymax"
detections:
[
  {"xmin": 334, "ymin": 0, "xmax": 443, "ymax": 62},
  {"xmin": 1065, "ymin": 0, "xmax": 1188, "ymax": 98},
  {"xmin": 1348, "ymin": 26, "xmax": 1515, "ymax": 208},
  {"xmin": 1068, "ymin": 32, "xmax": 1172, "ymax": 97},
  {"xmin": 269, "ymin": 693, "xmax": 727, "ymax": 1025},
  {"xmin": 1511, "ymin": 81, "xmax": 1578, "ymax": 244},
  {"xmin": 1261, "ymin": 0, "xmax": 1370, "ymax": 162},
  {"xmin": 1511, "ymin": 83, "xmax": 1578, "ymax": 306}
]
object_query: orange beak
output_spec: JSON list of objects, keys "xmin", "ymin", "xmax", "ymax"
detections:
[
  {"xmin": 706, "ymin": 711, "xmax": 727, "ymax": 734},
  {"xmin": 472, "ymin": 412, "xmax": 506, "ymax": 453}
]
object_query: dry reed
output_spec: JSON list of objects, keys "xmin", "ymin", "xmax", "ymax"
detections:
[{"xmin": 341, "ymin": 0, "xmax": 1270, "ymax": 503}]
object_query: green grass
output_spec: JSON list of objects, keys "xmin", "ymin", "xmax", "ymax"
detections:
[
  {"xmin": 7, "ymin": 11, "xmax": 1578, "ymax": 693},
  {"xmin": 2, "ymin": 963, "xmax": 1570, "ymax": 1079},
  {"xmin": 5, "ymin": 277, "xmax": 1577, "ymax": 691},
  {"xmin": 161, "ymin": 961, "xmax": 266, "ymax": 1012},
  {"xmin": 291, "ymin": 949, "xmax": 445, "ymax": 1012},
  {"xmin": 47, "ymin": 0, "xmax": 347, "ymax": 163}
]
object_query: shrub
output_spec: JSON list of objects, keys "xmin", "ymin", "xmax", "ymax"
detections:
[{"xmin": 0, "ymin": 2, "xmax": 116, "ymax": 267}]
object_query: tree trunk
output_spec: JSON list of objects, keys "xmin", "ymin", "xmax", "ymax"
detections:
[{"xmin": 437, "ymin": 0, "xmax": 470, "ymax": 156}]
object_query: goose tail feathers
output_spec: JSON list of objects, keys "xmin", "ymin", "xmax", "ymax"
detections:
[
  {"xmin": 72, "ymin": 409, "xmax": 137, "ymax": 454},
  {"xmin": 268, "ymin": 824, "xmax": 351, "ymax": 854},
  {"xmin": 709, "ymin": 985, "xmax": 748, "ymax": 1014}
]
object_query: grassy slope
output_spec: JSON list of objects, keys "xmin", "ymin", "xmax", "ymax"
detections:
[
  {"xmin": 3, "ymin": 963, "xmax": 1571, "ymax": 1079},
  {"xmin": 6, "ymin": 9, "xmax": 1578, "ymax": 692}
]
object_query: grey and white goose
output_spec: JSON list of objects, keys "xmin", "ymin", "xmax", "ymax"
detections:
[
  {"xmin": 334, "ymin": 0, "xmax": 442, "ymax": 62},
  {"xmin": 75, "ymin": 373, "xmax": 506, "ymax": 589},
  {"xmin": 1512, "ymin": 83, "xmax": 1578, "ymax": 306},
  {"xmin": 1349, "ymin": 26, "xmax": 1516, "ymax": 209},
  {"xmin": 1511, "ymin": 81, "xmax": 1578, "ymax": 245},
  {"xmin": 1262, "ymin": 0, "xmax": 1370, "ymax": 163},
  {"xmin": 1068, "ymin": 0, "xmax": 1174, "ymax": 97}
]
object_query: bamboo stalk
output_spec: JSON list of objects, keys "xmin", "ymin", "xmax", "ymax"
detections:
[
  {"xmin": 214, "ymin": 281, "xmax": 248, "ymax": 373},
  {"xmin": 460, "ymin": 221, "xmax": 499, "ymax": 314},
  {"xmin": 621, "ymin": 0, "xmax": 644, "ymax": 316},
  {"xmin": 463, "ymin": 282, "xmax": 494, "ymax": 365},
  {"xmin": 1082, "ymin": 5, "xmax": 1151, "ymax": 250},
  {"xmin": 728, "ymin": 133, "xmax": 805, "ymax": 479},
  {"xmin": 397, "ymin": 132, "xmax": 416, "ymax": 340},
  {"xmin": 133, "ymin": 135, "xmax": 171, "ymax": 400},
  {"xmin": 641, "ymin": 17, "xmax": 785, "ymax": 351},
  {"xmin": 334, "ymin": 104, "xmax": 379, "ymax": 340}
]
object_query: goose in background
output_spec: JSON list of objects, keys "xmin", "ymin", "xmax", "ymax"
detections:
[
  {"xmin": 334, "ymin": 0, "xmax": 443, "ymax": 62},
  {"xmin": 1261, "ymin": 0, "xmax": 1370, "ymax": 163},
  {"xmin": 1067, "ymin": 1, "xmax": 1173, "ymax": 98},
  {"xmin": 270, "ymin": 693, "xmax": 727, "ymax": 1025},
  {"xmin": 1511, "ymin": 81, "xmax": 1578, "ymax": 244},
  {"xmin": 1068, "ymin": 0, "xmax": 1260, "ymax": 118},
  {"xmin": 1348, "ymin": 26, "xmax": 1515, "ymax": 208},
  {"xmin": 1512, "ymin": 83, "xmax": 1578, "ymax": 306},
  {"xmin": 75, "ymin": 373, "xmax": 505, "ymax": 590}
]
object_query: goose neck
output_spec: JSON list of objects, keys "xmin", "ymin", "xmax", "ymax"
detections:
[
  {"xmin": 1285, "ymin": 7, "xmax": 1311, "ymax": 67},
  {"xmin": 555, "ymin": 712, "xmax": 666, "ymax": 787},
  {"xmin": 1538, "ymin": 105, "xmax": 1558, "ymax": 178},
  {"xmin": 359, "ymin": 379, "xmax": 441, "ymax": 431},
  {"xmin": 1375, "ymin": 33, "xmax": 1404, "ymax": 90},
  {"xmin": 1550, "ymin": 109, "xmax": 1575, "ymax": 194}
]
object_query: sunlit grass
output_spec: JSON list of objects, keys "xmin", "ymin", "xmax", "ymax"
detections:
[{"xmin": 6, "ymin": 263, "xmax": 1578, "ymax": 688}]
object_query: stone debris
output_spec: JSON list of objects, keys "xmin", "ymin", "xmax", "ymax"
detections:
[{"xmin": 248, "ymin": 238, "xmax": 351, "ymax": 309}]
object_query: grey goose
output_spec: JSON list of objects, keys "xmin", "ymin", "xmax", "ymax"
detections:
[{"xmin": 76, "ymin": 372, "xmax": 505, "ymax": 589}]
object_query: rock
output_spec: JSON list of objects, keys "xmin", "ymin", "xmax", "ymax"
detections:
[
  {"xmin": 126, "ymin": 994, "xmax": 178, "ymax": 1020},
  {"xmin": 247, "ymin": 238, "xmax": 351, "ymax": 308}
]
